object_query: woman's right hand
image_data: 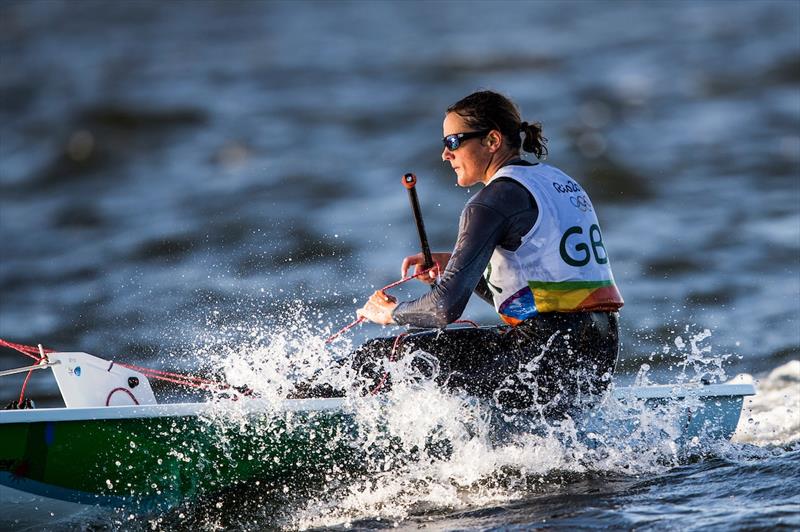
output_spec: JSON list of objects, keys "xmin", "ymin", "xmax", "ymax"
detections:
[{"xmin": 400, "ymin": 252, "xmax": 451, "ymax": 284}]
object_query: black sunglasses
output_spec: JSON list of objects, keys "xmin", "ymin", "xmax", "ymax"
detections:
[{"xmin": 442, "ymin": 130, "xmax": 490, "ymax": 151}]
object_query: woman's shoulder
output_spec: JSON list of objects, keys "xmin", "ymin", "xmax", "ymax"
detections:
[{"xmin": 470, "ymin": 176, "xmax": 534, "ymax": 213}]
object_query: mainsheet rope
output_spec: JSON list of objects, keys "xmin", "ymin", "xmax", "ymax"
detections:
[
  {"xmin": 324, "ymin": 264, "xmax": 438, "ymax": 344},
  {"xmin": 1, "ymin": 263, "xmax": 480, "ymax": 406}
]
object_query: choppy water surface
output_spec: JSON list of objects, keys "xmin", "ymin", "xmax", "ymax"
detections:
[{"xmin": 1, "ymin": 1, "xmax": 798, "ymax": 530}]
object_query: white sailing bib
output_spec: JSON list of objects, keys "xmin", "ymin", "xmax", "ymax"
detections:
[{"xmin": 483, "ymin": 164, "xmax": 623, "ymax": 325}]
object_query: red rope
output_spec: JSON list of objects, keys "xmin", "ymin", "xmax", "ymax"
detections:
[
  {"xmin": 116, "ymin": 363, "xmax": 251, "ymax": 395},
  {"xmin": 116, "ymin": 362, "xmax": 226, "ymax": 388},
  {"xmin": 0, "ymin": 342, "xmax": 49, "ymax": 407},
  {"xmin": 367, "ymin": 319, "xmax": 477, "ymax": 396},
  {"xmin": 325, "ymin": 265, "xmax": 437, "ymax": 345},
  {"xmin": 122, "ymin": 368, "xmax": 227, "ymax": 392},
  {"xmin": 17, "ymin": 364, "xmax": 39, "ymax": 407},
  {"xmin": 105, "ymin": 387, "xmax": 140, "ymax": 406},
  {"xmin": 0, "ymin": 338, "xmax": 52, "ymax": 360},
  {"xmin": 324, "ymin": 317, "xmax": 366, "ymax": 345},
  {"xmin": 370, "ymin": 332, "xmax": 409, "ymax": 395},
  {"xmin": 0, "ymin": 338, "xmax": 233, "ymax": 397}
]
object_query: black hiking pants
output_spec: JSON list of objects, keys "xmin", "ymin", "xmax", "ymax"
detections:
[{"xmin": 350, "ymin": 311, "xmax": 619, "ymax": 417}]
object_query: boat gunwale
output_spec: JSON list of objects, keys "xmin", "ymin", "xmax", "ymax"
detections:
[
  {"xmin": 0, "ymin": 397, "xmax": 350, "ymax": 424},
  {"xmin": 616, "ymin": 383, "xmax": 756, "ymax": 400},
  {"xmin": 0, "ymin": 383, "xmax": 756, "ymax": 424}
]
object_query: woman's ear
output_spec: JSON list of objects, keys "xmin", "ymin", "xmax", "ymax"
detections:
[{"xmin": 485, "ymin": 130, "xmax": 503, "ymax": 152}]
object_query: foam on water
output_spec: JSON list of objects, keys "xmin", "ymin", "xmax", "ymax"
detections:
[{"xmin": 732, "ymin": 360, "xmax": 800, "ymax": 446}]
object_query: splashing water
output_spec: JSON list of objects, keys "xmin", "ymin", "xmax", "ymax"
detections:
[
  {"xmin": 180, "ymin": 302, "xmax": 357, "ymax": 404},
  {"xmin": 637, "ymin": 325, "xmax": 733, "ymax": 387},
  {"xmin": 292, "ymin": 329, "xmax": 746, "ymax": 527},
  {"xmin": 673, "ymin": 327, "xmax": 730, "ymax": 384},
  {"xmin": 126, "ymin": 318, "xmax": 790, "ymax": 530}
]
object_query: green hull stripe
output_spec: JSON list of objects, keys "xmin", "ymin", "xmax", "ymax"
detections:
[
  {"xmin": 528, "ymin": 279, "xmax": 615, "ymax": 291},
  {"xmin": 0, "ymin": 412, "xmax": 359, "ymax": 510}
]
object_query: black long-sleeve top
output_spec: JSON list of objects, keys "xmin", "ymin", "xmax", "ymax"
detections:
[{"xmin": 392, "ymin": 161, "xmax": 539, "ymax": 328}]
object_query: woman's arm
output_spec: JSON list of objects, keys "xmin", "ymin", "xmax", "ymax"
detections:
[
  {"xmin": 357, "ymin": 178, "xmax": 537, "ymax": 328},
  {"xmin": 390, "ymin": 201, "xmax": 509, "ymax": 328}
]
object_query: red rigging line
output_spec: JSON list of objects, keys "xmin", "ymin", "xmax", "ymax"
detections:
[
  {"xmin": 17, "ymin": 363, "xmax": 37, "ymax": 407},
  {"xmin": 0, "ymin": 338, "xmax": 52, "ymax": 359},
  {"xmin": 105, "ymin": 387, "xmax": 140, "ymax": 407},
  {"xmin": 0, "ymin": 337, "xmax": 234, "ymax": 402},
  {"xmin": 369, "ymin": 331, "xmax": 409, "ymax": 395},
  {"xmin": 116, "ymin": 362, "xmax": 226, "ymax": 386},
  {"xmin": 324, "ymin": 264, "xmax": 438, "ymax": 344},
  {"xmin": 0, "ymin": 339, "xmax": 49, "ymax": 407}
]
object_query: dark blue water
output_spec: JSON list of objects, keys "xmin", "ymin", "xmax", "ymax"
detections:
[{"xmin": 1, "ymin": 0, "xmax": 798, "ymax": 530}]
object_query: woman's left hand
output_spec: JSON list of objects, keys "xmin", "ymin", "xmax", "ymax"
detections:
[{"xmin": 356, "ymin": 290, "xmax": 398, "ymax": 325}]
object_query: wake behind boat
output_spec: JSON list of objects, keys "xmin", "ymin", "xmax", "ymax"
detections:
[{"xmin": 0, "ymin": 349, "xmax": 755, "ymax": 511}]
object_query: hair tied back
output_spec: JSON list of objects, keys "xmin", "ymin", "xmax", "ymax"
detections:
[{"xmin": 521, "ymin": 120, "xmax": 548, "ymax": 160}]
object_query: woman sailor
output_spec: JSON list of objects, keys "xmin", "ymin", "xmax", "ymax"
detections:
[{"xmin": 356, "ymin": 90, "xmax": 623, "ymax": 415}]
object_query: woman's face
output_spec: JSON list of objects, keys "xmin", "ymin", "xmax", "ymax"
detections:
[{"xmin": 442, "ymin": 112, "xmax": 492, "ymax": 188}]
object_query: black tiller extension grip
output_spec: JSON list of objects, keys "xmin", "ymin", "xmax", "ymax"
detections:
[{"xmin": 402, "ymin": 173, "xmax": 434, "ymax": 270}]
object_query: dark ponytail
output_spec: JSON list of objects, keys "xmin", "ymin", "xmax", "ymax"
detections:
[
  {"xmin": 519, "ymin": 121, "xmax": 548, "ymax": 160},
  {"xmin": 447, "ymin": 90, "xmax": 548, "ymax": 160}
]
